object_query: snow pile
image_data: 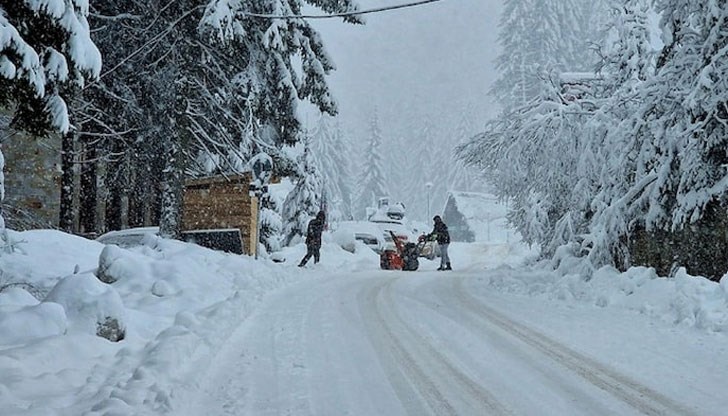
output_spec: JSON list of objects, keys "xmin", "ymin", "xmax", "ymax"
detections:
[
  {"xmin": 482, "ymin": 261, "xmax": 728, "ymax": 333},
  {"xmin": 3, "ymin": 220, "xmax": 727, "ymax": 414},
  {"xmin": 0, "ymin": 288, "xmax": 66, "ymax": 345},
  {"xmin": 0, "ymin": 228, "xmax": 373, "ymax": 415}
]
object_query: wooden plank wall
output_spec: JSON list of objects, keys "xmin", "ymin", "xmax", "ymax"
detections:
[{"xmin": 181, "ymin": 174, "xmax": 257, "ymax": 256}]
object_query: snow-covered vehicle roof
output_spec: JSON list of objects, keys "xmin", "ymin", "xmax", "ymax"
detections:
[{"xmin": 96, "ymin": 227, "xmax": 159, "ymax": 248}]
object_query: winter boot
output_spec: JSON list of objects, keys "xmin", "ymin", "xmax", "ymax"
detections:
[
  {"xmin": 437, "ymin": 265, "xmax": 445, "ymax": 271},
  {"xmin": 444, "ymin": 263, "xmax": 452, "ymax": 271}
]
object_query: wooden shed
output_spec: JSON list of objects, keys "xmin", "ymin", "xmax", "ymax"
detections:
[{"xmin": 181, "ymin": 174, "xmax": 258, "ymax": 256}]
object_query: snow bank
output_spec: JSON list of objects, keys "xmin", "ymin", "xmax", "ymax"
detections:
[
  {"xmin": 44, "ymin": 273, "xmax": 126, "ymax": 340},
  {"xmin": 0, "ymin": 287, "xmax": 66, "ymax": 346},
  {"xmin": 482, "ymin": 260, "xmax": 728, "ymax": 333},
  {"xmin": 0, "ymin": 228, "xmax": 373, "ymax": 415}
]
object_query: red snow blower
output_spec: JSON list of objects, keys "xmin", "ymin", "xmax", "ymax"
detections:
[{"xmin": 380, "ymin": 231, "xmax": 425, "ymax": 271}]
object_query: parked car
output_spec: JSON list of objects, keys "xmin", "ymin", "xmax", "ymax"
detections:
[
  {"xmin": 331, "ymin": 221, "xmax": 386, "ymax": 253},
  {"xmin": 96, "ymin": 227, "xmax": 159, "ymax": 248},
  {"xmin": 97, "ymin": 226, "xmax": 245, "ymax": 254},
  {"xmin": 368, "ymin": 219, "xmax": 416, "ymax": 252}
]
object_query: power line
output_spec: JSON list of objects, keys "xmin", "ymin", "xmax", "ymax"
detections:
[
  {"xmin": 245, "ymin": 0, "xmax": 446, "ymax": 19},
  {"xmin": 89, "ymin": 0, "xmax": 446, "ymax": 85}
]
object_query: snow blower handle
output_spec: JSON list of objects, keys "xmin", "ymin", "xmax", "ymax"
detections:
[
  {"xmin": 389, "ymin": 230, "xmax": 406, "ymax": 254},
  {"xmin": 419, "ymin": 233, "xmax": 436, "ymax": 242}
]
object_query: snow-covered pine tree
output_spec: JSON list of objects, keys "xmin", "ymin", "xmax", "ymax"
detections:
[
  {"xmin": 0, "ymin": 150, "xmax": 5, "ymax": 248},
  {"xmin": 423, "ymin": 118, "xmax": 449, "ymax": 218},
  {"xmin": 282, "ymin": 135, "xmax": 323, "ymax": 245},
  {"xmin": 491, "ymin": 0, "xmax": 606, "ymax": 110},
  {"xmin": 613, "ymin": 0, "xmax": 728, "ymax": 278},
  {"xmin": 491, "ymin": 0, "xmax": 539, "ymax": 109},
  {"xmin": 583, "ymin": 0, "xmax": 658, "ymax": 268},
  {"xmin": 311, "ymin": 113, "xmax": 354, "ymax": 222},
  {"xmin": 201, "ymin": 0, "xmax": 362, "ymax": 146},
  {"xmin": 458, "ymin": 69, "xmax": 604, "ymax": 253},
  {"xmin": 81, "ymin": 0, "xmax": 361, "ymax": 237},
  {"xmin": 356, "ymin": 111, "xmax": 389, "ymax": 219},
  {"xmin": 447, "ymin": 106, "xmax": 483, "ymax": 194},
  {"xmin": 0, "ymin": 1, "xmax": 101, "ymax": 246},
  {"xmin": 553, "ymin": 0, "xmax": 608, "ymax": 72},
  {"xmin": 651, "ymin": 0, "xmax": 728, "ymax": 229},
  {"xmin": 381, "ymin": 104, "xmax": 417, "ymax": 216}
]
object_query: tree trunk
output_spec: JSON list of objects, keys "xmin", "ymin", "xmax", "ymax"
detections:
[
  {"xmin": 0, "ymin": 147, "xmax": 5, "ymax": 233},
  {"xmin": 59, "ymin": 130, "xmax": 76, "ymax": 232},
  {"xmin": 158, "ymin": 139, "xmax": 184, "ymax": 239},
  {"xmin": 159, "ymin": 73, "xmax": 191, "ymax": 239},
  {"xmin": 78, "ymin": 141, "xmax": 97, "ymax": 234},
  {"xmin": 95, "ymin": 155, "xmax": 107, "ymax": 234}
]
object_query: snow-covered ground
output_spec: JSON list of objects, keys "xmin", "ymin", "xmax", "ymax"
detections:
[{"xmin": 1, "ymin": 225, "xmax": 727, "ymax": 415}]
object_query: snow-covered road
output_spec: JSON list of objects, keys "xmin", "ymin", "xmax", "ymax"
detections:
[{"xmin": 178, "ymin": 265, "xmax": 724, "ymax": 416}]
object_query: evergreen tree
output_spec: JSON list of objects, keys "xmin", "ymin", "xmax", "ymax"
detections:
[
  {"xmin": 458, "ymin": 73, "xmax": 599, "ymax": 251},
  {"xmin": 648, "ymin": 0, "xmax": 728, "ymax": 229},
  {"xmin": 356, "ymin": 111, "xmax": 389, "ymax": 219},
  {"xmin": 79, "ymin": 0, "xmax": 361, "ymax": 238},
  {"xmin": 448, "ymin": 107, "xmax": 483, "ymax": 193},
  {"xmin": 460, "ymin": 0, "xmax": 728, "ymax": 279},
  {"xmin": 585, "ymin": 0, "xmax": 657, "ymax": 267},
  {"xmin": 282, "ymin": 136, "xmax": 323, "ymax": 245},
  {"xmin": 491, "ymin": 0, "xmax": 606, "ymax": 110},
  {"xmin": 0, "ymin": 1, "xmax": 100, "ymax": 244},
  {"xmin": 491, "ymin": 0, "xmax": 539, "ymax": 109},
  {"xmin": 311, "ymin": 114, "xmax": 354, "ymax": 222}
]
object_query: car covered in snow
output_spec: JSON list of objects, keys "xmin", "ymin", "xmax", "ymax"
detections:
[
  {"xmin": 96, "ymin": 227, "xmax": 159, "ymax": 248},
  {"xmin": 330, "ymin": 221, "xmax": 386, "ymax": 254},
  {"xmin": 372, "ymin": 220, "xmax": 415, "ymax": 251}
]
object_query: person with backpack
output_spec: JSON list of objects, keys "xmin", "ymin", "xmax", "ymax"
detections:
[
  {"xmin": 427, "ymin": 215, "xmax": 451, "ymax": 271},
  {"xmin": 298, "ymin": 210, "xmax": 326, "ymax": 267}
]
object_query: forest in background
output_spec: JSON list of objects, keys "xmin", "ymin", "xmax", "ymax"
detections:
[
  {"xmin": 459, "ymin": 0, "xmax": 728, "ymax": 280},
  {"xmin": 3, "ymin": 0, "xmax": 728, "ymax": 281}
]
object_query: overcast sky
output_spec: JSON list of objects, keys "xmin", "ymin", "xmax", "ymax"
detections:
[{"xmin": 309, "ymin": 0, "xmax": 503, "ymax": 139}]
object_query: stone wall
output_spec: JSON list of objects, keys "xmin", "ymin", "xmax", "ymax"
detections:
[
  {"xmin": 0, "ymin": 111, "xmax": 61, "ymax": 230},
  {"xmin": 629, "ymin": 203, "xmax": 728, "ymax": 281}
]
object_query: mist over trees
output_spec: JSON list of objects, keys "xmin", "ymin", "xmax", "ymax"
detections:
[
  {"xmin": 327, "ymin": 103, "xmax": 488, "ymax": 223},
  {"xmin": 459, "ymin": 0, "xmax": 728, "ymax": 280},
  {"xmin": 355, "ymin": 111, "xmax": 389, "ymax": 219},
  {"xmin": 311, "ymin": 114, "xmax": 355, "ymax": 222}
]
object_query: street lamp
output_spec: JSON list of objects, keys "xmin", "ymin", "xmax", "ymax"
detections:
[{"xmin": 425, "ymin": 182, "xmax": 433, "ymax": 220}]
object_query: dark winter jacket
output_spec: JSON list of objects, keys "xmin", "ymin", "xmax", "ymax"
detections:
[
  {"xmin": 305, "ymin": 212, "xmax": 325, "ymax": 248},
  {"xmin": 429, "ymin": 219, "xmax": 450, "ymax": 245}
]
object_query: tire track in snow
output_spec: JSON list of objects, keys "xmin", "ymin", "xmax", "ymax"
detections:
[
  {"xmin": 358, "ymin": 277, "xmax": 512, "ymax": 416},
  {"xmin": 453, "ymin": 277, "xmax": 700, "ymax": 416},
  {"xmin": 402, "ymin": 284, "xmax": 621, "ymax": 415}
]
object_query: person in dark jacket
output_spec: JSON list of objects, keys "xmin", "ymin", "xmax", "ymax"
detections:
[
  {"xmin": 298, "ymin": 210, "xmax": 326, "ymax": 267},
  {"xmin": 428, "ymin": 215, "xmax": 451, "ymax": 270}
]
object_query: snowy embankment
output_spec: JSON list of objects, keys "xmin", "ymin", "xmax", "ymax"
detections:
[
  {"xmin": 1, "ymin": 229, "xmax": 727, "ymax": 414},
  {"xmin": 475, "ymin": 245, "xmax": 728, "ymax": 334},
  {"xmin": 0, "ymin": 229, "xmax": 377, "ymax": 415}
]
